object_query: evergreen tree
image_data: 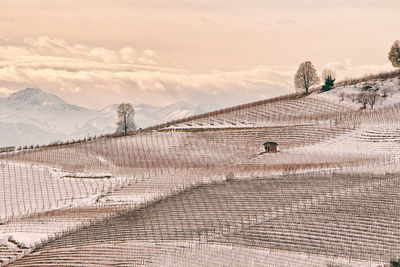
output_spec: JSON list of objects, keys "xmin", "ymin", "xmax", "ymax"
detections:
[
  {"xmin": 390, "ymin": 258, "xmax": 400, "ymax": 267},
  {"xmin": 320, "ymin": 75, "xmax": 335, "ymax": 92}
]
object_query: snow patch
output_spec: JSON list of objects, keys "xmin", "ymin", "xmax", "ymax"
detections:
[{"xmin": 1, "ymin": 232, "xmax": 48, "ymax": 249}]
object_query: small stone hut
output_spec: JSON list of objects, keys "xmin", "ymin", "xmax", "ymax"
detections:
[{"xmin": 263, "ymin": 142, "xmax": 278, "ymax": 153}]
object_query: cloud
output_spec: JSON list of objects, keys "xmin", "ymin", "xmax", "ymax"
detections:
[
  {"xmin": 324, "ymin": 59, "xmax": 395, "ymax": 80},
  {"xmin": 0, "ymin": 87, "xmax": 14, "ymax": 97},
  {"xmin": 0, "ymin": 37, "xmax": 296, "ymax": 108},
  {"xmin": 137, "ymin": 49, "xmax": 159, "ymax": 65},
  {"xmin": 0, "ymin": 37, "xmax": 394, "ymax": 109},
  {"xmin": 20, "ymin": 36, "xmax": 160, "ymax": 65},
  {"xmin": 273, "ymin": 19, "xmax": 296, "ymax": 25}
]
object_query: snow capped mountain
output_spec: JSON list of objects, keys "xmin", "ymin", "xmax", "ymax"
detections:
[
  {"xmin": 0, "ymin": 88, "xmax": 92, "ymax": 135},
  {"xmin": 0, "ymin": 88, "xmax": 221, "ymax": 147},
  {"xmin": 6, "ymin": 88, "xmax": 69, "ymax": 107}
]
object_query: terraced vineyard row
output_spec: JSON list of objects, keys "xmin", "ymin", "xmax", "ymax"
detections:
[
  {"xmin": 10, "ymin": 173, "xmax": 396, "ymax": 266},
  {"xmin": 1, "ymin": 76, "xmax": 400, "ymax": 266},
  {"xmin": 166, "ymin": 96, "xmax": 353, "ymax": 129}
]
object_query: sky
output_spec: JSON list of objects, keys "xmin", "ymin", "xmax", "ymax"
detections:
[{"xmin": 0, "ymin": 0, "xmax": 399, "ymax": 109}]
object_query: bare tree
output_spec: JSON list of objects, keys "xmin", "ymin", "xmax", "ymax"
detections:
[
  {"xmin": 356, "ymin": 92, "xmax": 368, "ymax": 109},
  {"xmin": 116, "ymin": 103, "xmax": 136, "ymax": 135},
  {"xmin": 357, "ymin": 92, "xmax": 379, "ymax": 109},
  {"xmin": 388, "ymin": 40, "xmax": 400, "ymax": 68},
  {"xmin": 382, "ymin": 86, "xmax": 396, "ymax": 97},
  {"xmin": 338, "ymin": 91, "xmax": 345, "ymax": 101},
  {"xmin": 322, "ymin": 69, "xmax": 336, "ymax": 81},
  {"xmin": 381, "ymin": 87, "xmax": 389, "ymax": 97},
  {"xmin": 367, "ymin": 92, "xmax": 379, "ymax": 109},
  {"xmin": 294, "ymin": 61, "xmax": 320, "ymax": 94},
  {"xmin": 347, "ymin": 93, "xmax": 357, "ymax": 102}
]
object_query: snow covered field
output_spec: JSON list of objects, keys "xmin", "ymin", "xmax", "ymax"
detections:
[
  {"xmin": 312, "ymin": 77, "xmax": 400, "ymax": 110},
  {"xmin": 1, "ymin": 75, "xmax": 400, "ymax": 266}
]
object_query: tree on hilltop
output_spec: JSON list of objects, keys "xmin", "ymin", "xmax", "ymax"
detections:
[
  {"xmin": 388, "ymin": 40, "xmax": 400, "ymax": 68},
  {"xmin": 116, "ymin": 103, "xmax": 136, "ymax": 135},
  {"xmin": 294, "ymin": 61, "xmax": 320, "ymax": 94},
  {"xmin": 320, "ymin": 69, "xmax": 336, "ymax": 92}
]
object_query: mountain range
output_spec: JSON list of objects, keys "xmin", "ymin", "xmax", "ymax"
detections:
[{"xmin": 0, "ymin": 88, "xmax": 221, "ymax": 147}]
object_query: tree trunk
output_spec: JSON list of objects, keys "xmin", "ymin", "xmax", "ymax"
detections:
[{"xmin": 124, "ymin": 116, "xmax": 127, "ymax": 135}]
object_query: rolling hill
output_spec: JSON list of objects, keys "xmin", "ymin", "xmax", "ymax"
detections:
[{"xmin": 0, "ymin": 71, "xmax": 400, "ymax": 266}]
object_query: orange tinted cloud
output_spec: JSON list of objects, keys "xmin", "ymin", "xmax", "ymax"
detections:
[
  {"xmin": 0, "ymin": 37, "xmax": 296, "ymax": 108},
  {"xmin": 0, "ymin": 1, "xmax": 398, "ymax": 107}
]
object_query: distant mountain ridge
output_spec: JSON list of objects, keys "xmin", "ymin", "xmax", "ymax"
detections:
[{"xmin": 0, "ymin": 88, "xmax": 221, "ymax": 147}]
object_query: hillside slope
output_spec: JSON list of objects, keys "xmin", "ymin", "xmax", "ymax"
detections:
[
  {"xmin": 1, "ymin": 73, "xmax": 400, "ymax": 266},
  {"xmin": 157, "ymin": 76, "xmax": 400, "ymax": 131}
]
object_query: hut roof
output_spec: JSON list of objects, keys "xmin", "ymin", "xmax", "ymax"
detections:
[{"xmin": 263, "ymin": 141, "xmax": 278, "ymax": 146}]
